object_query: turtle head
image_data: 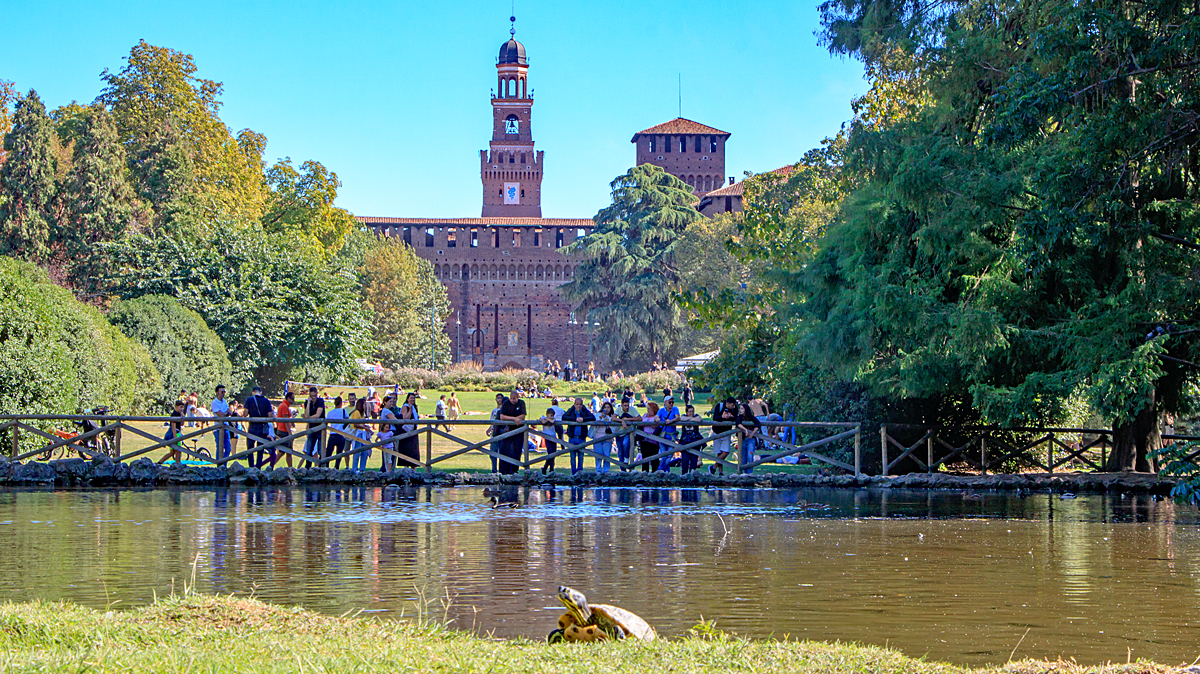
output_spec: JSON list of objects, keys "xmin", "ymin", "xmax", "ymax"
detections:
[{"xmin": 557, "ymin": 585, "xmax": 591, "ymax": 623}]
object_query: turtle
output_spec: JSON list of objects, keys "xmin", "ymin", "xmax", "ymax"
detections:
[{"xmin": 546, "ymin": 585, "xmax": 656, "ymax": 643}]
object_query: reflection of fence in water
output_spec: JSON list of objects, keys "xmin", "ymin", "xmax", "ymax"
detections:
[{"xmin": 0, "ymin": 415, "xmax": 864, "ymax": 476}]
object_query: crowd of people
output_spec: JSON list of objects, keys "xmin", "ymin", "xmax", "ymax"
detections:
[
  {"xmin": 541, "ymin": 359, "xmax": 676, "ymax": 384},
  {"xmin": 158, "ymin": 383, "xmax": 794, "ymax": 475}
]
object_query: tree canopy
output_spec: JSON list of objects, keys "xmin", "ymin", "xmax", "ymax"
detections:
[{"xmin": 561, "ymin": 164, "xmax": 704, "ymax": 369}]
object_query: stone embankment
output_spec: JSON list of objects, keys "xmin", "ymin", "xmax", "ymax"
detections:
[{"xmin": 0, "ymin": 456, "xmax": 1177, "ymax": 493}]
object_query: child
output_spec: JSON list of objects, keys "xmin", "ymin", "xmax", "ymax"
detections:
[
  {"xmin": 158, "ymin": 400, "xmax": 186, "ymax": 465},
  {"xmin": 541, "ymin": 407, "xmax": 559, "ymax": 475}
]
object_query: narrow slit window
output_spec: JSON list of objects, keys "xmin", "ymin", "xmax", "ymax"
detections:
[
  {"xmin": 710, "ymin": 136, "xmax": 718, "ymax": 152},
  {"xmin": 555, "ymin": 228, "xmax": 564, "ymax": 248},
  {"xmin": 403, "ymin": 227, "xmax": 412, "ymax": 245},
  {"xmin": 649, "ymin": 137, "xmax": 656, "ymax": 152},
  {"xmin": 695, "ymin": 136, "xmax": 701, "ymax": 152},
  {"xmin": 471, "ymin": 228, "xmax": 478, "ymax": 247},
  {"xmin": 425, "ymin": 227, "xmax": 435, "ymax": 247},
  {"xmin": 533, "ymin": 227, "xmax": 541, "ymax": 247},
  {"xmin": 665, "ymin": 135, "xmax": 672, "ymax": 153}
]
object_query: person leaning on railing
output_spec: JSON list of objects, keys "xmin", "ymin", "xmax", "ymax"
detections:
[
  {"xmin": 678, "ymin": 404, "xmax": 705, "ymax": 475},
  {"xmin": 562, "ymin": 397, "xmax": 595, "ymax": 475},
  {"xmin": 737, "ymin": 402, "xmax": 761, "ymax": 474},
  {"xmin": 709, "ymin": 398, "xmax": 738, "ymax": 476},
  {"xmin": 243, "ymin": 386, "xmax": 274, "ymax": 467}
]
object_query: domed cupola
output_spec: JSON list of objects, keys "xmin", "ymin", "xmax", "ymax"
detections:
[{"xmin": 498, "ymin": 37, "xmax": 526, "ymax": 65}]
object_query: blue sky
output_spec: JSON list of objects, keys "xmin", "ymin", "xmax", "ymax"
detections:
[{"xmin": 2, "ymin": 0, "xmax": 867, "ymax": 218}]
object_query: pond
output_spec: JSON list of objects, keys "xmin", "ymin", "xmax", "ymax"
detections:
[{"xmin": 1, "ymin": 485, "xmax": 1198, "ymax": 667}]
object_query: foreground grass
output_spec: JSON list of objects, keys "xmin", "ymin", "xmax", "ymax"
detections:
[{"xmin": 0, "ymin": 594, "xmax": 1177, "ymax": 674}]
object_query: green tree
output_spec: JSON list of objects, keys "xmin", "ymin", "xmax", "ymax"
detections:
[
  {"xmin": 59, "ymin": 105, "xmax": 137, "ymax": 285},
  {"xmin": 263, "ymin": 157, "xmax": 357, "ymax": 255},
  {"xmin": 0, "ymin": 90, "xmax": 57, "ymax": 260},
  {"xmin": 0, "ymin": 79, "xmax": 18, "ymax": 164},
  {"xmin": 98, "ymin": 40, "xmax": 269, "ymax": 230},
  {"xmin": 104, "ymin": 225, "xmax": 372, "ymax": 393},
  {"xmin": 358, "ymin": 235, "xmax": 451, "ymax": 370},
  {"xmin": 562, "ymin": 164, "xmax": 702, "ymax": 369},
  {"xmin": 805, "ymin": 0, "xmax": 1200, "ymax": 470},
  {"xmin": 109, "ymin": 295, "xmax": 233, "ymax": 408}
]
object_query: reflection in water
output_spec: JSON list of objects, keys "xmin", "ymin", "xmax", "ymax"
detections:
[{"xmin": 1, "ymin": 486, "xmax": 1199, "ymax": 666}]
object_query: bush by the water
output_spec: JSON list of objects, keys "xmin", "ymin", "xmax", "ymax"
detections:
[
  {"xmin": 108, "ymin": 295, "xmax": 234, "ymax": 410},
  {"xmin": 0, "ymin": 257, "xmax": 159, "ymax": 416}
]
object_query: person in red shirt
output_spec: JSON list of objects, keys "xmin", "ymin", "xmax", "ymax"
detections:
[{"xmin": 272, "ymin": 391, "xmax": 295, "ymax": 468}]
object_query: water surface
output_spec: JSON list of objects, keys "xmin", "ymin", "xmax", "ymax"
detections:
[{"xmin": 2, "ymin": 486, "xmax": 1198, "ymax": 666}]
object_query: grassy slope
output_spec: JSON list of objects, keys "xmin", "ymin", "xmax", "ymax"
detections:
[{"xmin": 0, "ymin": 594, "xmax": 1174, "ymax": 674}]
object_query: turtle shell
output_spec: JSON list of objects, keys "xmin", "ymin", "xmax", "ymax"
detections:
[{"xmin": 588, "ymin": 603, "xmax": 656, "ymax": 641}]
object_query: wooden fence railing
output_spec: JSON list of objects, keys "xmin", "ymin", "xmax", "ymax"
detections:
[
  {"xmin": 880, "ymin": 424, "xmax": 1122, "ymax": 475},
  {"xmin": 0, "ymin": 414, "xmax": 864, "ymax": 477}
]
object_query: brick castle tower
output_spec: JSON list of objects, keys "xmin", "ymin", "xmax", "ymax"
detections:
[{"xmin": 481, "ymin": 20, "xmax": 544, "ymax": 217}]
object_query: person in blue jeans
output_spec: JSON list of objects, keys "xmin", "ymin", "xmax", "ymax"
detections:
[
  {"xmin": 616, "ymin": 400, "xmax": 639, "ymax": 471},
  {"xmin": 561, "ymin": 397, "xmax": 595, "ymax": 474},
  {"xmin": 209, "ymin": 385, "xmax": 232, "ymax": 460},
  {"xmin": 737, "ymin": 402, "xmax": 761, "ymax": 474},
  {"xmin": 656, "ymin": 396, "xmax": 681, "ymax": 472},
  {"xmin": 593, "ymin": 401, "xmax": 617, "ymax": 473}
]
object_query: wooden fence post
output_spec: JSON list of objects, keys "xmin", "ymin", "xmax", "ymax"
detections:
[
  {"xmin": 927, "ymin": 434, "xmax": 933, "ymax": 473},
  {"xmin": 114, "ymin": 424, "xmax": 123, "ymax": 461},
  {"xmin": 881, "ymin": 425, "xmax": 888, "ymax": 476},
  {"xmin": 1047, "ymin": 433, "xmax": 1053, "ymax": 473},
  {"xmin": 425, "ymin": 427, "xmax": 432, "ymax": 472},
  {"xmin": 10, "ymin": 425, "xmax": 17, "ymax": 459},
  {"xmin": 522, "ymin": 425, "xmax": 530, "ymax": 471},
  {"xmin": 854, "ymin": 425, "xmax": 861, "ymax": 477},
  {"xmin": 981, "ymin": 435, "xmax": 987, "ymax": 475}
]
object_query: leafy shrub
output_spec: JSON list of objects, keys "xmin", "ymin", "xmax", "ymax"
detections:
[
  {"xmin": 109, "ymin": 295, "xmax": 233, "ymax": 408},
  {"xmin": 0, "ymin": 257, "xmax": 161, "ymax": 418}
]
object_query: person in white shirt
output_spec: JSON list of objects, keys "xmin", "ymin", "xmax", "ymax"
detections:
[
  {"xmin": 209, "ymin": 385, "xmax": 232, "ymax": 460},
  {"xmin": 325, "ymin": 396, "xmax": 350, "ymax": 470},
  {"xmin": 590, "ymin": 393, "xmax": 601, "ymax": 414}
]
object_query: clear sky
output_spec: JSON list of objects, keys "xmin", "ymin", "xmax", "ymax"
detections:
[{"xmin": 2, "ymin": 0, "xmax": 867, "ymax": 219}]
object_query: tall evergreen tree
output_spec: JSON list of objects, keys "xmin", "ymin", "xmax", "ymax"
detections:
[
  {"xmin": 132, "ymin": 122, "xmax": 202, "ymax": 235},
  {"xmin": 561, "ymin": 164, "xmax": 701, "ymax": 368},
  {"xmin": 0, "ymin": 90, "xmax": 57, "ymax": 260},
  {"xmin": 61, "ymin": 105, "xmax": 136, "ymax": 283}
]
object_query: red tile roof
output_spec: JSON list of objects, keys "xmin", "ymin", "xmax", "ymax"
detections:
[
  {"xmin": 630, "ymin": 117, "xmax": 730, "ymax": 142},
  {"xmin": 701, "ymin": 165, "xmax": 796, "ymax": 198}
]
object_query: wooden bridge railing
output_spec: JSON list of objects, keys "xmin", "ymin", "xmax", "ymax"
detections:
[
  {"xmin": 880, "ymin": 424, "xmax": 1122, "ymax": 475},
  {"xmin": 0, "ymin": 414, "xmax": 863, "ymax": 477}
]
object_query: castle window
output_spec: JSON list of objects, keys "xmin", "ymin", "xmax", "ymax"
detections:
[
  {"xmin": 513, "ymin": 229, "xmax": 521, "ymax": 247},
  {"xmin": 665, "ymin": 135, "xmax": 672, "ymax": 153},
  {"xmin": 520, "ymin": 189, "xmax": 525, "ymax": 198},
  {"xmin": 680, "ymin": 136, "xmax": 687, "ymax": 152},
  {"xmin": 725, "ymin": 196, "xmax": 732, "ymax": 211},
  {"xmin": 648, "ymin": 137, "xmax": 656, "ymax": 152},
  {"xmin": 704, "ymin": 175, "xmax": 712, "ymax": 191},
  {"xmin": 710, "ymin": 136, "xmax": 718, "ymax": 152},
  {"xmin": 494, "ymin": 228, "xmax": 501, "ymax": 247},
  {"xmin": 448, "ymin": 227, "xmax": 456, "ymax": 248},
  {"xmin": 403, "ymin": 226, "xmax": 412, "ymax": 245},
  {"xmin": 555, "ymin": 228, "xmax": 564, "ymax": 248},
  {"xmin": 505, "ymin": 114, "xmax": 519, "ymax": 134},
  {"xmin": 576, "ymin": 228, "xmax": 586, "ymax": 240},
  {"xmin": 695, "ymin": 135, "xmax": 701, "ymax": 152},
  {"xmin": 425, "ymin": 228, "xmax": 435, "ymax": 247},
  {"xmin": 471, "ymin": 228, "xmax": 478, "ymax": 247},
  {"xmin": 533, "ymin": 227, "xmax": 541, "ymax": 247},
  {"xmin": 521, "ymin": 152, "xmax": 526, "ymax": 164}
]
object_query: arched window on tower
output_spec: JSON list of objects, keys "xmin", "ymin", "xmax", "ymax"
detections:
[
  {"xmin": 509, "ymin": 152, "xmax": 515, "ymax": 163},
  {"xmin": 504, "ymin": 114, "xmax": 519, "ymax": 135}
]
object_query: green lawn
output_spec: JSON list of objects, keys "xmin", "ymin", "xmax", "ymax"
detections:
[{"xmin": 0, "ymin": 593, "xmax": 1171, "ymax": 674}]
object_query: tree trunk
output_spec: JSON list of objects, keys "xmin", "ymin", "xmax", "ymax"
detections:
[{"xmin": 1106, "ymin": 389, "xmax": 1161, "ymax": 472}]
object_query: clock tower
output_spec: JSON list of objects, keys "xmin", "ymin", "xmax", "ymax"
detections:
[{"xmin": 481, "ymin": 19, "xmax": 543, "ymax": 217}]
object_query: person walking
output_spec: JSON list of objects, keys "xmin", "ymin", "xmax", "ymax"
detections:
[
  {"xmin": 593, "ymin": 401, "xmax": 616, "ymax": 473},
  {"xmin": 682, "ymin": 381, "xmax": 695, "ymax": 408},
  {"xmin": 616, "ymin": 399, "xmax": 639, "ymax": 470},
  {"xmin": 244, "ymin": 386, "xmax": 274, "ymax": 467},
  {"xmin": 210, "ymin": 385, "xmax": 232, "ymax": 461},
  {"xmin": 302, "ymin": 386, "xmax": 326, "ymax": 468},
  {"xmin": 397, "ymin": 392, "xmax": 421, "ymax": 468},
  {"xmin": 350, "ymin": 398, "xmax": 371, "ymax": 471},
  {"xmin": 326, "ymin": 396, "xmax": 350, "ymax": 470},
  {"xmin": 486, "ymin": 393, "xmax": 505, "ymax": 472},
  {"xmin": 638, "ymin": 401, "xmax": 661, "ymax": 472},
  {"xmin": 366, "ymin": 387, "xmax": 382, "ymax": 418},
  {"xmin": 436, "ymin": 394, "xmax": 448, "ymax": 428},
  {"xmin": 273, "ymin": 391, "xmax": 296, "ymax": 468},
  {"xmin": 678, "ymin": 404, "xmax": 705, "ymax": 474},
  {"xmin": 447, "ymin": 392, "xmax": 462, "ymax": 431},
  {"xmin": 562, "ymin": 397, "xmax": 595, "ymax": 474},
  {"xmin": 709, "ymin": 397, "xmax": 738, "ymax": 475},
  {"xmin": 497, "ymin": 389, "xmax": 527, "ymax": 475}
]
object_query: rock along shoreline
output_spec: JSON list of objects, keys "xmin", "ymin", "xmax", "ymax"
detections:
[{"xmin": 0, "ymin": 456, "xmax": 1178, "ymax": 494}]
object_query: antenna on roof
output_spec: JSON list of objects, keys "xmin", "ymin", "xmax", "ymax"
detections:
[
  {"xmin": 678, "ymin": 73, "xmax": 682, "ymax": 118},
  {"xmin": 510, "ymin": 0, "xmax": 516, "ymax": 36}
]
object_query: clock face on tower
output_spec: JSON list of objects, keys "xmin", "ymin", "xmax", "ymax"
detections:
[{"xmin": 505, "ymin": 116, "xmax": 519, "ymax": 134}]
